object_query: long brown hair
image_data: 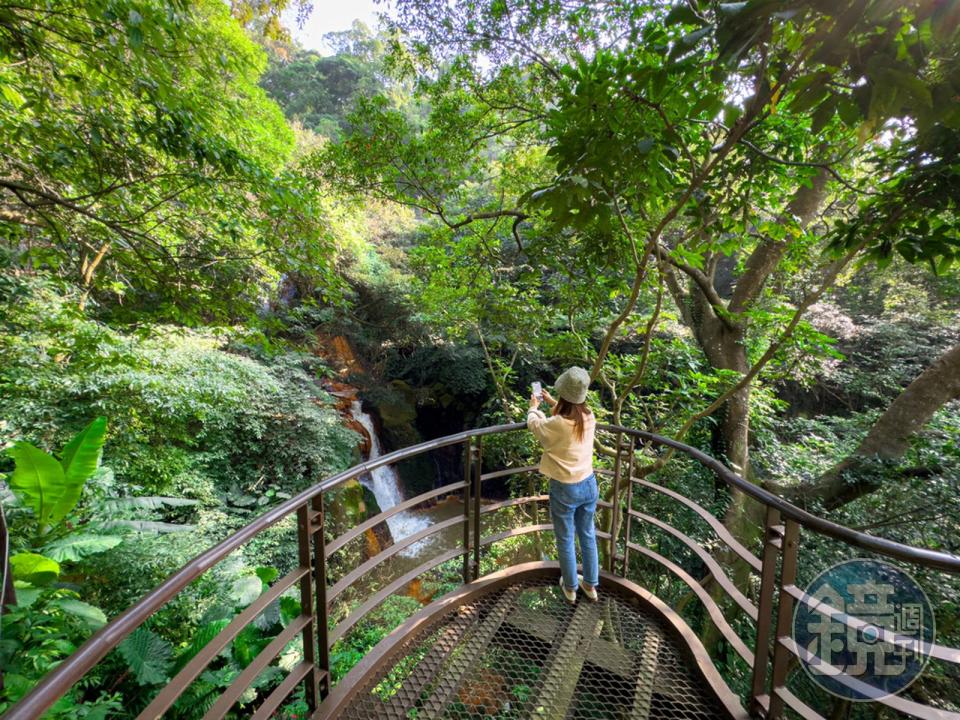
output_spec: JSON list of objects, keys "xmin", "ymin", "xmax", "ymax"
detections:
[{"xmin": 555, "ymin": 398, "xmax": 592, "ymax": 443}]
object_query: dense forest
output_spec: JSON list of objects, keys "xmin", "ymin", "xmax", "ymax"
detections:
[{"xmin": 1, "ymin": 0, "xmax": 958, "ymax": 718}]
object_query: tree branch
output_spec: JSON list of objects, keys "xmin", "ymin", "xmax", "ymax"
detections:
[
  {"xmin": 443, "ymin": 208, "xmax": 529, "ymax": 230},
  {"xmin": 643, "ymin": 238, "xmax": 867, "ymax": 475},
  {"xmin": 728, "ymin": 167, "xmax": 830, "ymax": 314},
  {"xmin": 658, "ymin": 242, "xmax": 732, "ymax": 325}
]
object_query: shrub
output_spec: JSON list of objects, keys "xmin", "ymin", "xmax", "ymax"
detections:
[
  {"xmin": 0, "ymin": 272, "xmax": 361, "ymax": 712},
  {"xmin": 0, "ymin": 273, "xmax": 358, "ymax": 499}
]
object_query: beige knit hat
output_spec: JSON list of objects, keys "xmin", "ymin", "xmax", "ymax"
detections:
[{"xmin": 554, "ymin": 366, "xmax": 590, "ymax": 404}]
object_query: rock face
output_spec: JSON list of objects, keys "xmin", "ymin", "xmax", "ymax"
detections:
[
  {"xmin": 314, "ymin": 331, "xmax": 437, "ymax": 548},
  {"xmin": 314, "ymin": 335, "xmax": 371, "ymax": 458},
  {"xmin": 326, "ymin": 381, "xmax": 358, "ymax": 410},
  {"xmin": 342, "ymin": 417, "xmax": 371, "ymax": 456},
  {"xmin": 315, "ymin": 330, "xmax": 487, "ymax": 519},
  {"xmin": 375, "ymin": 382, "xmax": 437, "ymax": 500},
  {"xmin": 320, "ymin": 381, "xmax": 373, "ymax": 456},
  {"xmin": 316, "ymin": 332, "xmax": 365, "ymax": 377}
]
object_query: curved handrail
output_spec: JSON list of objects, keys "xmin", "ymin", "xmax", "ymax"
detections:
[
  {"xmin": 603, "ymin": 425, "xmax": 960, "ymax": 572},
  {"xmin": 328, "ymin": 515, "xmax": 465, "ymax": 602},
  {"xmin": 325, "ymin": 479, "xmax": 467, "ymax": 557},
  {"xmin": 625, "ymin": 541, "xmax": 756, "ymax": 665},
  {"xmin": 6, "ymin": 421, "xmax": 960, "ymax": 720},
  {"xmin": 631, "ymin": 475, "xmax": 762, "ymax": 572},
  {"xmin": 627, "ymin": 508, "xmax": 758, "ymax": 621},
  {"xmin": 2, "ymin": 424, "xmax": 528, "ymax": 720},
  {"xmin": 314, "ymin": 562, "xmax": 753, "ymax": 720}
]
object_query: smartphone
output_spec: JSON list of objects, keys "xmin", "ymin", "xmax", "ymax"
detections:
[{"xmin": 531, "ymin": 381, "xmax": 543, "ymax": 400}]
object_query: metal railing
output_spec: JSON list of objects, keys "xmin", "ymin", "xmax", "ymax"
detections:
[{"xmin": 5, "ymin": 423, "xmax": 960, "ymax": 719}]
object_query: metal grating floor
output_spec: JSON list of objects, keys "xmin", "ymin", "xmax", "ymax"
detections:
[{"xmin": 330, "ymin": 576, "xmax": 732, "ymax": 719}]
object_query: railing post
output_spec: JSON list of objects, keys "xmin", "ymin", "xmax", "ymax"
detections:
[
  {"xmin": 312, "ymin": 494, "xmax": 329, "ymax": 698},
  {"xmin": 620, "ymin": 437, "xmax": 635, "ymax": 577},
  {"xmin": 749, "ymin": 506, "xmax": 783, "ymax": 717},
  {"xmin": 472, "ymin": 436, "xmax": 483, "ymax": 580},
  {"xmin": 296, "ymin": 502, "xmax": 320, "ymax": 711},
  {"xmin": 767, "ymin": 518, "xmax": 800, "ymax": 719},
  {"xmin": 462, "ymin": 438, "xmax": 472, "ymax": 585},
  {"xmin": 608, "ymin": 431, "xmax": 623, "ymax": 573}
]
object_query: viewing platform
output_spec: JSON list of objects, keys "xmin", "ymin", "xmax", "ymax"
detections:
[
  {"xmin": 6, "ymin": 423, "xmax": 960, "ymax": 720},
  {"xmin": 319, "ymin": 563, "xmax": 744, "ymax": 720}
]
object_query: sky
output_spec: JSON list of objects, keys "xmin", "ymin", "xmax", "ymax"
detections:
[{"xmin": 288, "ymin": 0, "xmax": 389, "ymax": 54}]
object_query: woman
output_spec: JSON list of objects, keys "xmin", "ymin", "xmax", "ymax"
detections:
[{"xmin": 527, "ymin": 366, "xmax": 599, "ymax": 603}]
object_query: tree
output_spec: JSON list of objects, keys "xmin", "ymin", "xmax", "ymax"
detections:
[
  {"xmin": 324, "ymin": 20, "xmax": 386, "ymax": 62},
  {"xmin": 229, "ymin": 0, "xmax": 312, "ymax": 40},
  {"xmin": 775, "ymin": 113, "xmax": 960, "ymax": 508},
  {"xmin": 781, "ymin": 338, "xmax": 960, "ymax": 510},
  {"xmin": 0, "ymin": 0, "xmax": 340, "ymax": 323},
  {"xmin": 314, "ymin": 0, "xmax": 960, "ymax": 508},
  {"xmin": 262, "ymin": 51, "xmax": 384, "ymax": 137}
]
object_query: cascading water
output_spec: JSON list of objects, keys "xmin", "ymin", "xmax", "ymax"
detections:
[{"xmin": 350, "ymin": 401, "xmax": 432, "ymax": 553}]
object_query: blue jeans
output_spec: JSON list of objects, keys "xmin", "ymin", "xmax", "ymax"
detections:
[{"xmin": 549, "ymin": 473, "xmax": 599, "ymax": 591}]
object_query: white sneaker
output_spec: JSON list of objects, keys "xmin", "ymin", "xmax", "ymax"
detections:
[
  {"xmin": 578, "ymin": 575, "xmax": 598, "ymax": 602},
  {"xmin": 558, "ymin": 576, "xmax": 577, "ymax": 603}
]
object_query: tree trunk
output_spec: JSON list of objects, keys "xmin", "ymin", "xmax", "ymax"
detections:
[
  {"xmin": 690, "ymin": 284, "xmax": 752, "ymax": 473},
  {"xmin": 781, "ymin": 339, "xmax": 960, "ymax": 510},
  {"xmin": 688, "ymin": 276, "xmax": 763, "ymax": 652},
  {"xmin": 681, "ymin": 171, "xmax": 829, "ymax": 651},
  {"xmin": 685, "ymin": 169, "xmax": 831, "ymax": 482}
]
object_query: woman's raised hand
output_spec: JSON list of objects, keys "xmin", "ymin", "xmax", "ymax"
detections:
[{"xmin": 542, "ymin": 389, "xmax": 557, "ymax": 408}]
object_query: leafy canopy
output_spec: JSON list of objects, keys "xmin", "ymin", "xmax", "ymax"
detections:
[{"xmin": 0, "ymin": 0, "xmax": 341, "ymax": 322}]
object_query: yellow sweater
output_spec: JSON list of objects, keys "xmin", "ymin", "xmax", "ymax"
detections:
[{"xmin": 526, "ymin": 408, "xmax": 596, "ymax": 483}]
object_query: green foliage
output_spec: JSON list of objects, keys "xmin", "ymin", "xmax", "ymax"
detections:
[
  {"xmin": 1, "ymin": 0, "xmax": 959, "ymax": 716},
  {"xmin": 7, "ymin": 442, "xmax": 69, "ymax": 531},
  {"xmin": 229, "ymin": 0, "xmax": 312, "ymax": 40},
  {"xmin": 323, "ymin": 0, "xmax": 959, "ymax": 424},
  {"xmin": 173, "ymin": 619, "xmax": 230, "ymax": 670},
  {"xmin": 828, "ymin": 124, "xmax": 960, "ymax": 271},
  {"xmin": 118, "ymin": 627, "xmax": 174, "ymax": 686},
  {"xmin": 311, "ymin": 91, "xmax": 485, "ymax": 217},
  {"xmin": 262, "ymin": 38, "xmax": 385, "ymax": 137},
  {"xmin": 329, "ymin": 594, "xmax": 423, "ymax": 683},
  {"xmin": 3, "ymin": 409, "xmax": 196, "ymax": 611},
  {"xmin": 789, "ymin": 311, "xmax": 960, "ymax": 412},
  {"xmin": 0, "ymin": 271, "xmax": 360, "ymax": 714},
  {"xmin": 0, "ymin": 0, "xmax": 344, "ymax": 323},
  {"xmin": 0, "ymin": 588, "xmax": 123, "ymax": 716},
  {"xmin": 9, "ymin": 552, "xmax": 60, "ymax": 585},
  {"xmin": 52, "ymin": 599, "xmax": 108, "ymax": 630},
  {"xmin": 0, "ymin": 274, "xmax": 357, "ymax": 498},
  {"xmin": 41, "ymin": 532, "xmax": 124, "ymax": 564},
  {"xmin": 3, "ymin": 413, "xmax": 126, "ymax": 667},
  {"xmin": 8, "ymin": 417, "xmax": 106, "ymax": 532},
  {"xmin": 61, "ymin": 417, "xmax": 108, "ymax": 488},
  {"xmin": 103, "ymin": 566, "xmax": 309, "ymax": 719},
  {"xmin": 385, "ymin": 345, "xmax": 489, "ymax": 400}
]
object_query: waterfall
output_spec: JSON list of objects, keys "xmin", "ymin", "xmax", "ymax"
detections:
[{"xmin": 350, "ymin": 402, "xmax": 432, "ymax": 551}]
